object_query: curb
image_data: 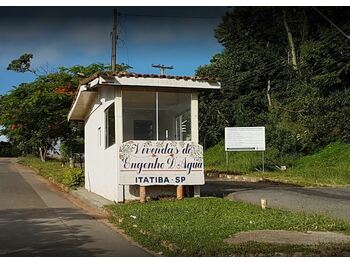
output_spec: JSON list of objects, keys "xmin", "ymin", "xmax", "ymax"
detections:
[
  {"xmin": 206, "ymin": 172, "xmax": 264, "ymax": 183},
  {"xmin": 69, "ymin": 189, "xmax": 113, "ymax": 211},
  {"xmin": 205, "ymin": 171, "xmax": 350, "ymax": 188}
]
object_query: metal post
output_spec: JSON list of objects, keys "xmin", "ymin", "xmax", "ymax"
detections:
[
  {"xmin": 156, "ymin": 91, "xmax": 159, "ymax": 140},
  {"xmin": 262, "ymin": 151, "xmax": 265, "ymax": 173},
  {"xmin": 111, "ymin": 8, "xmax": 118, "ymax": 71},
  {"xmin": 226, "ymin": 151, "xmax": 229, "ymax": 169}
]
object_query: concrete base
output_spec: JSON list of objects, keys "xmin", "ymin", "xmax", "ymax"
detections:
[
  {"xmin": 225, "ymin": 230, "xmax": 350, "ymax": 245},
  {"xmin": 71, "ymin": 187, "xmax": 114, "ymax": 209}
]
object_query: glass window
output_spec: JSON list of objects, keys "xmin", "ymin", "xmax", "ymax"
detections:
[
  {"xmin": 122, "ymin": 90, "xmax": 191, "ymax": 141},
  {"xmin": 105, "ymin": 103, "xmax": 115, "ymax": 148},
  {"xmin": 123, "ymin": 90, "xmax": 156, "ymax": 141},
  {"xmin": 158, "ymin": 91, "xmax": 191, "ymax": 141}
]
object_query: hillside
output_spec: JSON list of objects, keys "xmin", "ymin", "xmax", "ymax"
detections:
[{"xmin": 204, "ymin": 142, "xmax": 350, "ymax": 186}]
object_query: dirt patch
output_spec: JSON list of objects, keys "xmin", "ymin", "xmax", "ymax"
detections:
[{"xmin": 225, "ymin": 230, "xmax": 350, "ymax": 245}]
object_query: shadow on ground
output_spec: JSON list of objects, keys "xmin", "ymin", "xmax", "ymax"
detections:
[{"xmin": 0, "ymin": 207, "xmax": 106, "ymax": 256}]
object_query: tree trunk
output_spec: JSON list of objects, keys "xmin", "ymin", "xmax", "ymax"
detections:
[
  {"xmin": 267, "ymin": 80, "xmax": 272, "ymax": 109},
  {"xmin": 283, "ymin": 9, "xmax": 297, "ymax": 69},
  {"xmin": 38, "ymin": 147, "xmax": 47, "ymax": 162}
]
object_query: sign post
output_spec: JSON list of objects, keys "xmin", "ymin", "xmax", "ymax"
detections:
[
  {"xmin": 176, "ymin": 185, "xmax": 184, "ymax": 200},
  {"xmin": 225, "ymin": 127, "xmax": 266, "ymax": 172}
]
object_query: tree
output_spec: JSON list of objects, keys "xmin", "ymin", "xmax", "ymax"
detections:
[
  {"xmin": 7, "ymin": 53, "xmax": 36, "ymax": 74},
  {"xmin": 196, "ymin": 7, "xmax": 350, "ymax": 157},
  {"xmin": 1, "ymin": 55, "xmax": 132, "ymax": 161}
]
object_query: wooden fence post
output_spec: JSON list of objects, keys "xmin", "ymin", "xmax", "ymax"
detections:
[
  {"xmin": 176, "ymin": 185, "xmax": 184, "ymax": 200},
  {"xmin": 140, "ymin": 186, "xmax": 146, "ymax": 203}
]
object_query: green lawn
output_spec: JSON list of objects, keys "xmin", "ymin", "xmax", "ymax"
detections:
[
  {"xmin": 260, "ymin": 143, "xmax": 350, "ymax": 186},
  {"xmin": 17, "ymin": 156, "xmax": 84, "ymax": 188},
  {"xmin": 108, "ymin": 198, "xmax": 350, "ymax": 256},
  {"xmin": 204, "ymin": 141, "xmax": 265, "ymax": 174},
  {"xmin": 204, "ymin": 142, "xmax": 350, "ymax": 186}
]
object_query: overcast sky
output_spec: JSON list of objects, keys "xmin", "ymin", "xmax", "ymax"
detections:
[{"xmin": 0, "ymin": 6, "xmax": 228, "ymax": 96}]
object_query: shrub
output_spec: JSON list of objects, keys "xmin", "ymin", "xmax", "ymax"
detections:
[{"xmin": 62, "ymin": 167, "xmax": 84, "ymax": 188}]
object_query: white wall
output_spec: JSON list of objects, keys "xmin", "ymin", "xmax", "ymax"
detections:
[{"xmin": 84, "ymin": 86, "xmax": 117, "ymax": 201}]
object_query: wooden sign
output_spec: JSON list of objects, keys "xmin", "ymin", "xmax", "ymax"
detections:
[{"xmin": 118, "ymin": 141, "xmax": 204, "ymax": 185}]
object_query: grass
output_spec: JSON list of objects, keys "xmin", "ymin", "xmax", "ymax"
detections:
[
  {"xmin": 204, "ymin": 141, "xmax": 266, "ymax": 174},
  {"xmin": 17, "ymin": 156, "xmax": 84, "ymax": 188},
  {"xmin": 108, "ymin": 198, "xmax": 350, "ymax": 256},
  {"xmin": 204, "ymin": 142, "xmax": 350, "ymax": 186},
  {"xmin": 261, "ymin": 143, "xmax": 350, "ymax": 186}
]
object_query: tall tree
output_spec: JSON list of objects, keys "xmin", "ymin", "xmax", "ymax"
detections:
[
  {"xmin": 197, "ymin": 7, "xmax": 350, "ymax": 156},
  {"xmin": 1, "ymin": 54, "xmax": 131, "ymax": 161}
]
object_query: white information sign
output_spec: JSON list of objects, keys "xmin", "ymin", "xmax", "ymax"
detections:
[
  {"xmin": 118, "ymin": 141, "xmax": 204, "ymax": 185},
  {"xmin": 225, "ymin": 127, "xmax": 265, "ymax": 151}
]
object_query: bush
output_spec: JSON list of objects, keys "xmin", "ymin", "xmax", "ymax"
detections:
[{"xmin": 62, "ymin": 167, "xmax": 84, "ymax": 188}]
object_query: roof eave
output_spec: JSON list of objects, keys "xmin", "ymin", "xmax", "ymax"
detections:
[
  {"xmin": 99, "ymin": 76, "xmax": 221, "ymax": 89},
  {"xmin": 68, "ymin": 85, "xmax": 98, "ymax": 121}
]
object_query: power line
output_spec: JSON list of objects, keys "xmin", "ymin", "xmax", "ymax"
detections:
[
  {"xmin": 312, "ymin": 7, "xmax": 350, "ymax": 40},
  {"xmin": 117, "ymin": 16, "xmax": 130, "ymax": 66},
  {"xmin": 224, "ymin": 58, "xmax": 287, "ymax": 86},
  {"xmin": 224, "ymin": 65, "xmax": 282, "ymax": 87}
]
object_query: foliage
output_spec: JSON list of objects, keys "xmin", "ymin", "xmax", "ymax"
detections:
[
  {"xmin": 0, "ymin": 141, "xmax": 20, "ymax": 157},
  {"xmin": 59, "ymin": 124, "xmax": 84, "ymax": 162},
  {"xmin": 108, "ymin": 198, "xmax": 350, "ymax": 256},
  {"xmin": 62, "ymin": 167, "xmax": 84, "ymax": 188},
  {"xmin": 196, "ymin": 7, "xmax": 350, "ymax": 157},
  {"xmin": 0, "ymin": 72, "xmax": 77, "ymax": 161},
  {"xmin": 0, "ymin": 54, "xmax": 131, "ymax": 161},
  {"xmin": 7, "ymin": 53, "xmax": 35, "ymax": 74},
  {"xmin": 18, "ymin": 157, "xmax": 84, "ymax": 188}
]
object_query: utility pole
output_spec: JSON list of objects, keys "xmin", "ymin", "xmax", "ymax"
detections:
[
  {"xmin": 111, "ymin": 8, "xmax": 118, "ymax": 71},
  {"xmin": 152, "ymin": 64, "xmax": 174, "ymax": 75}
]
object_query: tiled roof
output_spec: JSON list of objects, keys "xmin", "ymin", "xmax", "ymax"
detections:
[{"xmin": 79, "ymin": 71, "xmax": 220, "ymax": 86}]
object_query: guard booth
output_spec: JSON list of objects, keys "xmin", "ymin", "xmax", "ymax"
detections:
[{"xmin": 68, "ymin": 72, "xmax": 220, "ymax": 202}]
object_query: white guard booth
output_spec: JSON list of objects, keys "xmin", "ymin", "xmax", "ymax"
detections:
[{"xmin": 68, "ymin": 72, "xmax": 220, "ymax": 202}]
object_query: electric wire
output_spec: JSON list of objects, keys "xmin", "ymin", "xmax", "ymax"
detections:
[{"xmin": 312, "ymin": 7, "xmax": 350, "ymax": 40}]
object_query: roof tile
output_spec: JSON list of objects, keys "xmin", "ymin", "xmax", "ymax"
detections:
[{"xmin": 79, "ymin": 71, "xmax": 220, "ymax": 86}]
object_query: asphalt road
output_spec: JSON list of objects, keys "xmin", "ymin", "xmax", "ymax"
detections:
[
  {"xmin": 0, "ymin": 158, "xmax": 150, "ymax": 256},
  {"xmin": 202, "ymin": 178, "xmax": 350, "ymax": 220}
]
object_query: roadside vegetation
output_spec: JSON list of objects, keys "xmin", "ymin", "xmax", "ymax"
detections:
[
  {"xmin": 0, "ymin": 54, "xmax": 130, "ymax": 162},
  {"xmin": 197, "ymin": 7, "xmax": 350, "ymax": 182},
  {"xmin": 108, "ymin": 198, "xmax": 350, "ymax": 256},
  {"xmin": 204, "ymin": 142, "xmax": 350, "ymax": 186},
  {"xmin": 18, "ymin": 156, "xmax": 84, "ymax": 189}
]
